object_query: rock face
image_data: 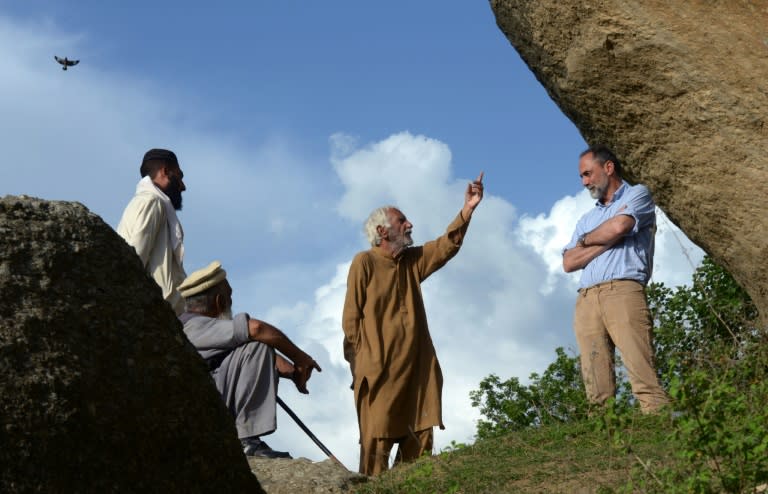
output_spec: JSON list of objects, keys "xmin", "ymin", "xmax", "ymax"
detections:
[
  {"xmin": 247, "ymin": 457, "xmax": 367, "ymax": 494},
  {"xmin": 0, "ymin": 196, "xmax": 263, "ymax": 493},
  {"xmin": 490, "ymin": 1, "xmax": 768, "ymax": 321}
]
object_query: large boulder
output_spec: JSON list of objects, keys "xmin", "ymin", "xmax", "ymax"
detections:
[
  {"xmin": 490, "ymin": 1, "xmax": 768, "ymax": 321},
  {"xmin": 0, "ymin": 196, "xmax": 263, "ymax": 493}
]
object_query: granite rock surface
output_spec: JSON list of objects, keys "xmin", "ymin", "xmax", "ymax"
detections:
[{"xmin": 490, "ymin": 0, "xmax": 768, "ymax": 321}]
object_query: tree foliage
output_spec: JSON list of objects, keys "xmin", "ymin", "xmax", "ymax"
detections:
[
  {"xmin": 645, "ymin": 259, "xmax": 766, "ymax": 492},
  {"xmin": 471, "ymin": 256, "xmax": 767, "ymax": 491},
  {"xmin": 648, "ymin": 256, "xmax": 759, "ymax": 387},
  {"xmin": 469, "ymin": 347, "xmax": 588, "ymax": 439}
]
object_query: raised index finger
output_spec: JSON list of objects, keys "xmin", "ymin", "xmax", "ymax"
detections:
[{"xmin": 475, "ymin": 171, "xmax": 484, "ymax": 184}]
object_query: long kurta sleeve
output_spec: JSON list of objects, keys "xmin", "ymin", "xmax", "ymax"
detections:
[
  {"xmin": 415, "ymin": 212, "xmax": 470, "ymax": 280},
  {"xmin": 342, "ymin": 252, "xmax": 372, "ymax": 378}
]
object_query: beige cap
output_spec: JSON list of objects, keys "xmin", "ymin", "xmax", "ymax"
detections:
[{"xmin": 178, "ymin": 261, "xmax": 227, "ymax": 298}]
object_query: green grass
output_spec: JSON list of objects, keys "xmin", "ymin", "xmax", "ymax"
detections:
[
  {"xmin": 354, "ymin": 412, "xmax": 678, "ymax": 494},
  {"xmin": 352, "ymin": 261, "xmax": 768, "ymax": 493}
]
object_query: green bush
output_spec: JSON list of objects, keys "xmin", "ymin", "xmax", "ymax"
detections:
[
  {"xmin": 472, "ymin": 256, "xmax": 767, "ymax": 491},
  {"xmin": 642, "ymin": 257, "xmax": 766, "ymax": 491},
  {"xmin": 648, "ymin": 338, "xmax": 768, "ymax": 493},
  {"xmin": 648, "ymin": 256, "xmax": 759, "ymax": 387},
  {"xmin": 469, "ymin": 347, "xmax": 589, "ymax": 438}
]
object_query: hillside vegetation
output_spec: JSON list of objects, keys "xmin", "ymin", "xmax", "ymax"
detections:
[{"xmin": 358, "ymin": 258, "xmax": 768, "ymax": 493}]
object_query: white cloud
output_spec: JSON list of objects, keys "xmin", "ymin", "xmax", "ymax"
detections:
[
  {"xmin": 2, "ymin": 14, "xmax": 707, "ymax": 472},
  {"xmin": 332, "ymin": 131, "xmax": 455, "ymax": 231},
  {"xmin": 517, "ymin": 193, "xmax": 592, "ymax": 294},
  {"xmin": 0, "ymin": 14, "xmax": 340, "ymax": 280},
  {"xmin": 652, "ymin": 211, "xmax": 705, "ymax": 288},
  {"xmin": 262, "ymin": 135, "xmax": 707, "ymax": 468}
]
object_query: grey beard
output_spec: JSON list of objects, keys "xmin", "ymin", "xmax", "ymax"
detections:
[
  {"xmin": 396, "ymin": 234, "xmax": 414, "ymax": 250},
  {"xmin": 589, "ymin": 184, "xmax": 607, "ymax": 201},
  {"xmin": 217, "ymin": 309, "xmax": 233, "ymax": 321}
]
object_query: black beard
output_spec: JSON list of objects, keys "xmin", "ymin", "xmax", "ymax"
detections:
[
  {"xmin": 170, "ymin": 193, "xmax": 183, "ymax": 211},
  {"xmin": 164, "ymin": 180, "xmax": 183, "ymax": 211}
]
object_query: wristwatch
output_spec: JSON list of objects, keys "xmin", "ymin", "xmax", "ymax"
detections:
[{"xmin": 577, "ymin": 233, "xmax": 588, "ymax": 248}]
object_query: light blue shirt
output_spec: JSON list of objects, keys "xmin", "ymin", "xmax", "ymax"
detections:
[{"xmin": 564, "ymin": 181, "xmax": 655, "ymax": 289}]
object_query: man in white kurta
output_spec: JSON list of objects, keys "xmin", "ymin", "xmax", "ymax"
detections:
[{"xmin": 117, "ymin": 149, "xmax": 187, "ymax": 315}]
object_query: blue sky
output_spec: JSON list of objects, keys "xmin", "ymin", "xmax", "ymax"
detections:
[
  {"xmin": 3, "ymin": 1, "xmax": 585, "ymax": 214},
  {"xmin": 1, "ymin": 2, "xmax": 703, "ymax": 469}
]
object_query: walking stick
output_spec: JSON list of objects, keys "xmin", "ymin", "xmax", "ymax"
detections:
[{"xmin": 276, "ymin": 395, "xmax": 347, "ymax": 470}]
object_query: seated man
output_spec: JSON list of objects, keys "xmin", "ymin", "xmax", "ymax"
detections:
[{"xmin": 177, "ymin": 261, "xmax": 322, "ymax": 458}]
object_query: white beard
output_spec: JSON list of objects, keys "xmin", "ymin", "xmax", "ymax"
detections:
[{"xmin": 217, "ymin": 309, "xmax": 233, "ymax": 321}]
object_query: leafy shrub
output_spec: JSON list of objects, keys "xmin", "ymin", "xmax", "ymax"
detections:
[
  {"xmin": 469, "ymin": 347, "xmax": 589, "ymax": 438},
  {"xmin": 648, "ymin": 256, "xmax": 759, "ymax": 387},
  {"xmin": 472, "ymin": 256, "xmax": 767, "ymax": 491}
]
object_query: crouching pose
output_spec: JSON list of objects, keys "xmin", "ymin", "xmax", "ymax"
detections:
[{"xmin": 178, "ymin": 261, "xmax": 321, "ymax": 458}]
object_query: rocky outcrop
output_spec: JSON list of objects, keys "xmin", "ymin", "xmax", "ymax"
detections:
[
  {"xmin": 0, "ymin": 196, "xmax": 263, "ymax": 493},
  {"xmin": 247, "ymin": 458, "xmax": 367, "ymax": 493},
  {"xmin": 490, "ymin": 1, "xmax": 768, "ymax": 321}
]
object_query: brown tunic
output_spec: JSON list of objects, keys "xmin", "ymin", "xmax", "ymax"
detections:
[{"xmin": 342, "ymin": 211, "xmax": 471, "ymax": 438}]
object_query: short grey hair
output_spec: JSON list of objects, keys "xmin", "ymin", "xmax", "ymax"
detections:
[
  {"xmin": 183, "ymin": 283, "xmax": 224, "ymax": 313},
  {"xmin": 184, "ymin": 291, "xmax": 214, "ymax": 313},
  {"xmin": 364, "ymin": 206, "xmax": 395, "ymax": 247}
]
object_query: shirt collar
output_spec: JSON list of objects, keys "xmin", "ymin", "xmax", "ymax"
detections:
[{"xmin": 596, "ymin": 180, "xmax": 629, "ymax": 207}]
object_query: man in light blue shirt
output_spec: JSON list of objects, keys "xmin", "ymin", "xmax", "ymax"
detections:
[{"xmin": 563, "ymin": 146, "xmax": 669, "ymax": 413}]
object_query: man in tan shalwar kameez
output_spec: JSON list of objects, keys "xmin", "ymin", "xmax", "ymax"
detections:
[{"xmin": 342, "ymin": 172, "xmax": 484, "ymax": 475}]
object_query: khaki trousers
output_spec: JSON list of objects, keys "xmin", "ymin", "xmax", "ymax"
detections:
[{"xmin": 574, "ymin": 279, "xmax": 669, "ymax": 413}]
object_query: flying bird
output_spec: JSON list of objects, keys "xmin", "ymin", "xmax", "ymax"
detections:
[{"xmin": 54, "ymin": 56, "xmax": 79, "ymax": 70}]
